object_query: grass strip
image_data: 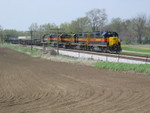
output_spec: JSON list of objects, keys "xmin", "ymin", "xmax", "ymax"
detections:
[
  {"xmin": 1, "ymin": 44, "xmax": 150, "ymax": 75},
  {"xmin": 0, "ymin": 44, "xmax": 42, "ymax": 57},
  {"xmin": 95, "ymin": 62, "xmax": 150, "ymax": 75},
  {"xmin": 121, "ymin": 52, "xmax": 150, "ymax": 56},
  {"xmin": 122, "ymin": 46, "xmax": 150, "ymax": 53}
]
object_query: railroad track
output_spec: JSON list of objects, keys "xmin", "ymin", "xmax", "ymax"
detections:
[
  {"xmin": 58, "ymin": 48, "xmax": 150, "ymax": 63},
  {"xmin": 14, "ymin": 44, "xmax": 150, "ymax": 63}
]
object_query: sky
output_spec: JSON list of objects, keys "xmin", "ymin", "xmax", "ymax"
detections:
[{"xmin": 0, "ymin": 0, "xmax": 150, "ymax": 31}]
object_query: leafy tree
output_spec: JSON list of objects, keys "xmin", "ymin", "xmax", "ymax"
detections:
[
  {"xmin": 110, "ymin": 18, "xmax": 122, "ymax": 33},
  {"xmin": 70, "ymin": 17, "xmax": 91, "ymax": 33},
  {"xmin": 121, "ymin": 19, "xmax": 136, "ymax": 43},
  {"xmin": 39, "ymin": 23, "xmax": 58, "ymax": 34},
  {"xmin": 133, "ymin": 14, "xmax": 147, "ymax": 44},
  {"xmin": 3, "ymin": 29, "xmax": 18, "ymax": 39},
  {"xmin": 28, "ymin": 23, "xmax": 59, "ymax": 39},
  {"xmin": 86, "ymin": 8, "xmax": 107, "ymax": 32},
  {"xmin": 0, "ymin": 25, "xmax": 2, "ymax": 31},
  {"xmin": 60, "ymin": 22, "xmax": 71, "ymax": 33}
]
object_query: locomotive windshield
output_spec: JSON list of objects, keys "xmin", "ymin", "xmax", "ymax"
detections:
[
  {"xmin": 95, "ymin": 33, "xmax": 101, "ymax": 38},
  {"xmin": 90, "ymin": 32, "xmax": 101, "ymax": 38},
  {"xmin": 101, "ymin": 32, "xmax": 118, "ymax": 38},
  {"xmin": 50, "ymin": 34, "xmax": 57, "ymax": 38}
]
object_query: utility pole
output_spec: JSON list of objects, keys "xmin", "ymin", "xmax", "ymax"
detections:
[
  {"xmin": 0, "ymin": 27, "xmax": 3, "ymax": 44},
  {"xmin": 49, "ymin": 28, "xmax": 64, "ymax": 55},
  {"xmin": 30, "ymin": 30, "xmax": 33, "ymax": 50},
  {"xmin": 56, "ymin": 28, "xmax": 59, "ymax": 55}
]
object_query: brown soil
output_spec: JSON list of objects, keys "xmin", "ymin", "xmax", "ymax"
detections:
[{"xmin": 0, "ymin": 48, "xmax": 150, "ymax": 113}]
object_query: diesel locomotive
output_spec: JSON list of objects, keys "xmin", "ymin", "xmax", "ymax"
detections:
[{"xmin": 42, "ymin": 31, "xmax": 121, "ymax": 53}]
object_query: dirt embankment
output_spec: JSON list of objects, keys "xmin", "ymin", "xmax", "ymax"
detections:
[{"xmin": 0, "ymin": 48, "xmax": 150, "ymax": 113}]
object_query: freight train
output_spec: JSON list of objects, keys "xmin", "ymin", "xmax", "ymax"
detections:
[
  {"xmin": 42, "ymin": 31, "xmax": 121, "ymax": 53},
  {"xmin": 4, "ymin": 38, "xmax": 42, "ymax": 46},
  {"xmin": 4, "ymin": 31, "xmax": 121, "ymax": 53}
]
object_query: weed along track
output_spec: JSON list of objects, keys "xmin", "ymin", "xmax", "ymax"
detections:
[{"xmin": 1, "ymin": 48, "xmax": 150, "ymax": 113}]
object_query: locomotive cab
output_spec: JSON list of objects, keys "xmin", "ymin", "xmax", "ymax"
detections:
[
  {"xmin": 103, "ymin": 32, "xmax": 121, "ymax": 53},
  {"xmin": 41, "ymin": 34, "xmax": 49, "ymax": 43}
]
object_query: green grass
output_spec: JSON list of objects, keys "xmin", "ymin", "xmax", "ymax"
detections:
[
  {"xmin": 1, "ymin": 43, "xmax": 150, "ymax": 75},
  {"xmin": 121, "ymin": 52, "xmax": 150, "ymax": 56},
  {"xmin": 0, "ymin": 44, "xmax": 42, "ymax": 57},
  {"xmin": 95, "ymin": 62, "xmax": 150, "ymax": 75},
  {"xmin": 121, "ymin": 45, "xmax": 150, "ymax": 56},
  {"xmin": 122, "ymin": 45, "xmax": 150, "ymax": 53}
]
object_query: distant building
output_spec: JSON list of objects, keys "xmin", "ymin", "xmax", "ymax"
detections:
[{"xmin": 18, "ymin": 36, "xmax": 31, "ymax": 40}]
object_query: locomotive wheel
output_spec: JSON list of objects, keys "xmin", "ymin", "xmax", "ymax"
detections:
[
  {"xmin": 90, "ymin": 47, "xmax": 94, "ymax": 51},
  {"xmin": 103, "ymin": 48, "xmax": 107, "ymax": 53}
]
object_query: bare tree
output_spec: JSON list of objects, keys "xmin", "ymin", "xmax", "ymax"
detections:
[
  {"xmin": 133, "ymin": 14, "xmax": 147, "ymax": 43},
  {"xmin": 86, "ymin": 8, "xmax": 107, "ymax": 32},
  {"xmin": 29, "ymin": 23, "xmax": 39, "ymax": 31},
  {"xmin": 0, "ymin": 25, "xmax": 3, "ymax": 42},
  {"xmin": 146, "ymin": 18, "xmax": 150, "ymax": 36},
  {"xmin": 28, "ymin": 23, "xmax": 39, "ymax": 39}
]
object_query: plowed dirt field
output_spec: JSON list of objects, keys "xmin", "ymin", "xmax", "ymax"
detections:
[{"xmin": 0, "ymin": 48, "xmax": 150, "ymax": 113}]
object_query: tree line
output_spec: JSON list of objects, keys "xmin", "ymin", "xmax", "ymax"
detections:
[{"xmin": 0, "ymin": 8, "xmax": 150, "ymax": 44}]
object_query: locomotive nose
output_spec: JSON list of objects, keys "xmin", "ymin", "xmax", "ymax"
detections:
[{"xmin": 109, "ymin": 37, "xmax": 119, "ymax": 46}]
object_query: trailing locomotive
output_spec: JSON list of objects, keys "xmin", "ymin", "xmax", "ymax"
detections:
[{"xmin": 42, "ymin": 31, "xmax": 121, "ymax": 53}]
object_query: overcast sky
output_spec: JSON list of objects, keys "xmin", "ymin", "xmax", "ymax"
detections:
[{"xmin": 0, "ymin": 0, "xmax": 150, "ymax": 31}]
